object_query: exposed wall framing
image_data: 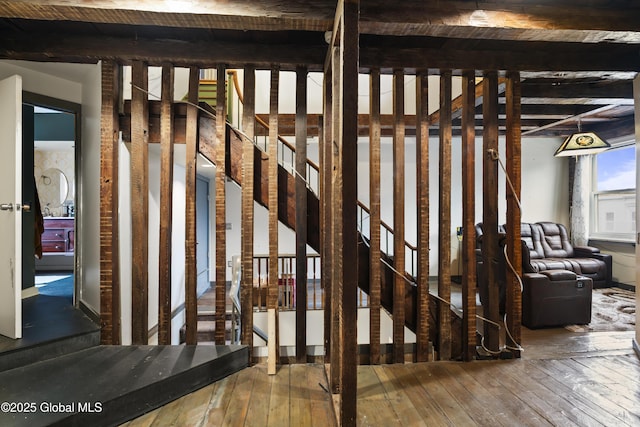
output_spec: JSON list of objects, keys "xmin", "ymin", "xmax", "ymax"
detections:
[
  {"xmin": 295, "ymin": 65, "xmax": 308, "ymax": 363},
  {"xmin": 241, "ymin": 65, "xmax": 256, "ymax": 353},
  {"xmin": 438, "ymin": 69, "xmax": 453, "ymax": 360},
  {"xmin": 461, "ymin": 70, "xmax": 477, "ymax": 361},
  {"xmin": 392, "ymin": 68, "xmax": 406, "ymax": 364},
  {"xmin": 157, "ymin": 64, "xmax": 175, "ymax": 345},
  {"xmin": 215, "ymin": 64, "xmax": 228, "ymax": 345},
  {"xmin": 99, "ymin": 60, "xmax": 121, "ymax": 345},
  {"xmin": 184, "ymin": 66, "xmax": 200, "ymax": 345},
  {"xmin": 368, "ymin": 68, "xmax": 382, "ymax": 365},
  {"xmin": 130, "ymin": 60, "xmax": 149, "ymax": 345},
  {"xmin": 415, "ymin": 70, "xmax": 430, "ymax": 362}
]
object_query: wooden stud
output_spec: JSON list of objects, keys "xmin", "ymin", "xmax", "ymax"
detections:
[
  {"xmin": 99, "ymin": 60, "xmax": 121, "ymax": 345},
  {"xmin": 392, "ymin": 68, "xmax": 406, "ymax": 364},
  {"xmin": 415, "ymin": 70, "xmax": 430, "ymax": 362},
  {"xmin": 482, "ymin": 70, "xmax": 500, "ymax": 352},
  {"xmin": 158, "ymin": 63, "xmax": 174, "ymax": 345},
  {"xmin": 215, "ymin": 64, "xmax": 228, "ymax": 345},
  {"xmin": 461, "ymin": 70, "xmax": 477, "ymax": 361},
  {"xmin": 438, "ymin": 70, "xmax": 453, "ymax": 360},
  {"xmin": 268, "ymin": 65, "xmax": 280, "ymax": 374},
  {"xmin": 321, "ymin": 65, "xmax": 333, "ymax": 365},
  {"xmin": 185, "ymin": 66, "xmax": 200, "ymax": 345},
  {"xmin": 369, "ymin": 68, "xmax": 382, "ymax": 365},
  {"xmin": 505, "ymin": 70, "xmax": 522, "ymax": 356},
  {"xmin": 131, "ymin": 60, "xmax": 149, "ymax": 345},
  {"xmin": 241, "ymin": 65, "xmax": 256, "ymax": 353},
  {"xmin": 295, "ymin": 65, "xmax": 308, "ymax": 363},
  {"xmin": 330, "ymin": 45, "xmax": 342, "ymax": 394},
  {"xmin": 339, "ymin": 0, "xmax": 359, "ymax": 422}
]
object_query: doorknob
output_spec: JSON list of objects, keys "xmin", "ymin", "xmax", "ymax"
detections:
[
  {"xmin": 0, "ymin": 203, "xmax": 31, "ymax": 212},
  {"xmin": 20, "ymin": 203, "xmax": 31, "ymax": 213},
  {"xmin": 0, "ymin": 203, "xmax": 14, "ymax": 211}
]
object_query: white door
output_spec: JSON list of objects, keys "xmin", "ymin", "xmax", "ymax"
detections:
[{"xmin": 0, "ymin": 75, "xmax": 22, "ymax": 339}]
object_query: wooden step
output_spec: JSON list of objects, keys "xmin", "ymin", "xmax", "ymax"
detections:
[
  {"xmin": 0, "ymin": 295, "xmax": 100, "ymax": 372},
  {"xmin": 0, "ymin": 344, "xmax": 248, "ymax": 427}
]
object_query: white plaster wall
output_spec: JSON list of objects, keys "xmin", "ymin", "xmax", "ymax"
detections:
[
  {"xmin": 79, "ymin": 62, "xmax": 102, "ymax": 314},
  {"xmin": 0, "ymin": 61, "xmax": 83, "ymax": 104}
]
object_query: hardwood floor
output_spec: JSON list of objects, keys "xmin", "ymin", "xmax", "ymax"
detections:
[{"xmin": 122, "ymin": 328, "xmax": 639, "ymax": 426}]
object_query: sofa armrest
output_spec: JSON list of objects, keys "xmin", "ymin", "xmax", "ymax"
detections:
[
  {"xmin": 520, "ymin": 240, "xmax": 537, "ymax": 273},
  {"xmin": 574, "ymin": 245, "xmax": 601, "ymax": 256},
  {"xmin": 590, "ymin": 252, "xmax": 613, "ymax": 286}
]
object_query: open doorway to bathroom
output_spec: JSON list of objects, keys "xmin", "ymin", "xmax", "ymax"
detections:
[{"xmin": 24, "ymin": 93, "xmax": 80, "ymax": 305}]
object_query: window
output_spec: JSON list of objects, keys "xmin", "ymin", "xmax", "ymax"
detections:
[{"xmin": 591, "ymin": 144, "xmax": 636, "ymax": 241}]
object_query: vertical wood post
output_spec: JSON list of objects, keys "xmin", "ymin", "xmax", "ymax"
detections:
[
  {"xmin": 158, "ymin": 64, "xmax": 175, "ymax": 345},
  {"xmin": 369, "ymin": 69, "xmax": 382, "ymax": 365},
  {"xmin": 438, "ymin": 70, "xmax": 453, "ymax": 360},
  {"xmin": 482, "ymin": 70, "xmax": 500, "ymax": 352},
  {"xmin": 100, "ymin": 60, "xmax": 121, "ymax": 345},
  {"xmin": 461, "ymin": 70, "xmax": 477, "ymax": 361},
  {"xmin": 267, "ymin": 65, "xmax": 280, "ymax": 374},
  {"xmin": 415, "ymin": 70, "xmax": 430, "ymax": 362},
  {"xmin": 185, "ymin": 66, "xmax": 200, "ymax": 345},
  {"xmin": 505, "ymin": 70, "xmax": 522, "ymax": 356},
  {"xmin": 392, "ymin": 68, "xmax": 406, "ymax": 364},
  {"xmin": 241, "ymin": 66, "xmax": 256, "ymax": 354},
  {"xmin": 295, "ymin": 66, "xmax": 308, "ymax": 363},
  {"xmin": 215, "ymin": 64, "xmax": 228, "ymax": 345},
  {"xmin": 339, "ymin": 0, "xmax": 359, "ymax": 422},
  {"xmin": 131, "ymin": 60, "xmax": 149, "ymax": 345},
  {"xmin": 322, "ymin": 67, "xmax": 333, "ymax": 365},
  {"xmin": 330, "ymin": 45, "xmax": 342, "ymax": 393}
]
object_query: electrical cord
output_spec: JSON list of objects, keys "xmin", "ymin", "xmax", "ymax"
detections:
[
  {"xmin": 485, "ymin": 148, "xmax": 525, "ymax": 353},
  {"xmin": 357, "ymin": 221, "xmax": 512, "ymax": 356}
]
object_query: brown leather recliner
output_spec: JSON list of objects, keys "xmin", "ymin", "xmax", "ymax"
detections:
[{"xmin": 522, "ymin": 222, "xmax": 612, "ymax": 288}]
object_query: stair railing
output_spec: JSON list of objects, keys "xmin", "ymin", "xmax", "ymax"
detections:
[
  {"xmin": 226, "ymin": 70, "xmax": 320, "ymax": 196},
  {"xmin": 225, "ymin": 71, "xmax": 416, "ymax": 275}
]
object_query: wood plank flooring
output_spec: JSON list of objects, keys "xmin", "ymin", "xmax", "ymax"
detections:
[{"xmin": 122, "ymin": 328, "xmax": 640, "ymax": 427}]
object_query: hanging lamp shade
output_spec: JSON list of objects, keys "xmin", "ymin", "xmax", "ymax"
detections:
[{"xmin": 554, "ymin": 131, "xmax": 611, "ymax": 157}]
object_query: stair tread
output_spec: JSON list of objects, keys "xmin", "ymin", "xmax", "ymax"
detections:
[{"xmin": 0, "ymin": 344, "xmax": 247, "ymax": 427}]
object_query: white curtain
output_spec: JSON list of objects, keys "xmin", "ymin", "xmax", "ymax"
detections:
[{"xmin": 571, "ymin": 155, "xmax": 591, "ymax": 246}]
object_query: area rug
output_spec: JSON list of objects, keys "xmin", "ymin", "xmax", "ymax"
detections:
[
  {"xmin": 565, "ymin": 287, "xmax": 635, "ymax": 332},
  {"xmin": 36, "ymin": 275, "xmax": 73, "ymax": 300}
]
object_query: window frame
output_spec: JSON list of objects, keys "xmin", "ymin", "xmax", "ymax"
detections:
[{"xmin": 589, "ymin": 141, "xmax": 636, "ymax": 243}]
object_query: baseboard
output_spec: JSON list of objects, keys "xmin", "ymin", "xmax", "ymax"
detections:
[{"xmin": 613, "ymin": 281, "xmax": 635, "ymax": 291}]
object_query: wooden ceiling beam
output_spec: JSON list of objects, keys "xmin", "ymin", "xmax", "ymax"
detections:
[
  {"xmin": 0, "ymin": 29, "xmax": 327, "ymax": 70},
  {"xmin": 2, "ymin": 1, "xmax": 640, "ymax": 44},
  {"xmin": 521, "ymin": 80, "xmax": 633, "ymax": 99},
  {"xmin": 360, "ymin": 41, "xmax": 640, "ymax": 72}
]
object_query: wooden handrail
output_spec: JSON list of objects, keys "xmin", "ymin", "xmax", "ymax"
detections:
[
  {"xmin": 227, "ymin": 70, "xmax": 321, "ymax": 173},
  {"xmin": 224, "ymin": 69, "xmax": 416, "ymax": 257}
]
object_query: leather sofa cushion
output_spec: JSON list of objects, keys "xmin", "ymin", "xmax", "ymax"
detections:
[
  {"xmin": 531, "ymin": 257, "xmax": 606, "ymax": 279},
  {"xmin": 538, "ymin": 222, "xmax": 575, "ymax": 258},
  {"xmin": 540, "ymin": 269, "xmax": 576, "ymax": 281},
  {"xmin": 521, "ymin": 223, "xmax": 544, "ymax": 259}
]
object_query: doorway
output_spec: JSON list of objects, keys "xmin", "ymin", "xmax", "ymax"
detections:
[{"xmin": 23, "ymin": 92, "xmax": 80, "ymax": 306}]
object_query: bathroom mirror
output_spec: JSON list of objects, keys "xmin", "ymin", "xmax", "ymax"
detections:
[{"xmin": 38, "ymin": 167, "xmax": 69, "ymax": 210}]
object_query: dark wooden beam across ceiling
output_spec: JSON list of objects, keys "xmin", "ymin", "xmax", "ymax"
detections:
[{"xmin": 2, "ymin": 0, "xmax": 640, "ymax": 44}]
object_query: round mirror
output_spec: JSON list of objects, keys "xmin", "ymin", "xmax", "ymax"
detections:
[{"xmin": 39, "ymin": 167, "xmax": 69, "ymax": 209}]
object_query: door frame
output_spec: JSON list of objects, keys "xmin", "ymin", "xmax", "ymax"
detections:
[{"xmin": 24, "ymin": 91, "xmax": 82, "ymax": 306}]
